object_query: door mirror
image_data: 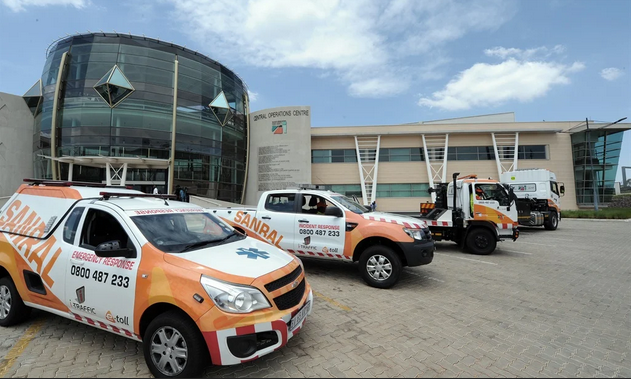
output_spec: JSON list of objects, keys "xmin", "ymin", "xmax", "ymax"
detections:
[
  {"xmin": 95, "ymin": 240, "xmax": 135, "ymax": 258},
  {"xmin": 560, "ymin": 185, "xmax": 565, "ymax": 195},
  {"xmin": 324, "ymin": 206, "xmax": 343, "ymax": 217}
]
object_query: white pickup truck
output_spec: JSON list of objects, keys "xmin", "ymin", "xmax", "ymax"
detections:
[{"xmin": 210, "ymin": 188, "xmax": 435, "ymax": 289}]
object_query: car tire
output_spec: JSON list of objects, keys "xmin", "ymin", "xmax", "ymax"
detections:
[
  {"xmin": 143, "ymin": 310, "xmax": 209, "ymax": 378},
  {"xmin": 544, "ymin": 211, "xmax": 559, "ymax": 230},
  {"xmin": 359, "ymin": 246, "xmax": 402, "ymax": 289},
  {"xmin": 465, "ymin": 228, "xmax": 497, "ymax": 255},
  {"xmin": 0, "ymin": 276, "xmax": 31, "ymax": 327}
]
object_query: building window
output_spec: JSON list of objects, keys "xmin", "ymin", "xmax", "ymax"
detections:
[
  {"xmin": 376, "ymin": 183, "xmax": 429, "ymax": 197},
  {"xmin": 518, "ymin": 145, "xmax": 547, "ymax": 159},
  {"xmin": 323, "ymin": 184, "xmax": 363, "ymax": 198},
  {"xmin": 379, "ymin": 148, "xmax": 425, "ymax": 162},
  {"xmin": 311, "ymin": 149, "xmax": 357, "ymax": 163},
  {"xmin": 447, "ymin": 145, "xmax": 547, "ymax": 160}
]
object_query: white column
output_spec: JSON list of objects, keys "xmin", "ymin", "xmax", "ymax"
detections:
[
  {"xmin": 422, "ymin": 134, "xmax": 435, "ymax": 203},
  {"xmin": 513, "ymin": 132, "xmax": 519, "ymax": 170},
  {"xmin": 121, "ymin": 163, "xmax": 128, "ymax": 186},
  {"xmin": 106, "ymin": 163, "xmax": 112, "ymax": 186},
  {"xmin": 354, "ymin": 136, "xmax": 368, "ymax": 205},
  {"xmin": 370, "ymin": 136, "xmax": 380, "ymax": 202},
  {"xmin": 491, "ymin": 133, "xmax": 503, "ymax": 182},
  {"xmin": 68, "ymin": 163, "xmax": 73, "ymax": 181},
  {"xmin": 442, "ymin": 134, "xmax": 449, "ymax": 183}
]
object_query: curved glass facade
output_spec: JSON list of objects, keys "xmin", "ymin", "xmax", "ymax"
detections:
[{"xmin": 34, "ymin": 33, "xmax": 248, "ymax": 202}]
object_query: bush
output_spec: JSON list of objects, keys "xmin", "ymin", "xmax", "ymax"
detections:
[
  {"xmin": 561, "ymin": 208, "xmax": 631, "ymax": 219},
  {"xmin": 609, "ymin": 194, "xmax": 631, "ymax": 208}
]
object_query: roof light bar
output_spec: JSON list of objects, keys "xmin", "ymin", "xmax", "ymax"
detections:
[{"xmin": 99, "ymin": 192, "xmax": 178, "ymax": 200}]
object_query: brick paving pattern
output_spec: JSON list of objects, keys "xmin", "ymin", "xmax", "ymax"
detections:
[{"xmin": 0, "ymin": 219, "xmax": 630, "ymax": 377}]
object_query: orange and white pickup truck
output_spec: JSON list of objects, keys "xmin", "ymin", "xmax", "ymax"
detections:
[
  {"xmin": 210, "ymin": 188, "xmax": 435, "ymax": 289},
  {"xmin": 0, "ymin": 180, "xmax": 312, "ymax": 378}
]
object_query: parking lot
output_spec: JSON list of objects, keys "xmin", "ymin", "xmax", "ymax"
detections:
[{"xmin": 0, "ymin": 219, "xmax": 631, "ymax": 378}]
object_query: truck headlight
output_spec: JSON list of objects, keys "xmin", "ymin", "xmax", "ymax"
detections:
[
  {"xmin": 200, "ymin": 276, "xmax": 271, "ymax": 313},
  {"xmin": 403, "ymin": 227, "xmax": 424, "ymax": 240}
]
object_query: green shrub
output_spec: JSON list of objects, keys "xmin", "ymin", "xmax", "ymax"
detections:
[
  {"xmin": 609, "ymin": 194, "xmax": 631, "ymax": 208},
  {"xmin": 561, "ymin": 208, "xmax": 631, "ymax": 219}
]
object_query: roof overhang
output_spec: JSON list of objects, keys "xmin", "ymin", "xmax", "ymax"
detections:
[{"xmin": 39, "ymin": 155, "xmax": 170, "ymax": 169}]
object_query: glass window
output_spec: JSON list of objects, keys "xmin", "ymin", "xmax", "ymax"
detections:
[
  {"xmin": 132, "ymin": 212, "xmax": 239, "ymax": 253},
  {"xmin": 376, "ymin": 183, "xmax": 430, "ymax": 197},
  {"xmin": 63, "ymin": 207, "xmax": 85, "ymax": 244},
  {"xmin": 475, "ymin": 183, "xmax": 510, "ymax": 206},
  {"xmin": 80, "ymin": 209, "xmax": 133, "ymax": 250},
  {"xmin": 264, "ymin": 193, "xmax": 296, "ymax": 213}
]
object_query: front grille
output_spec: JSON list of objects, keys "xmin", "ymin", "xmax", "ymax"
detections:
[
  {"xmin": 264, "ymin": 265, "xmax": 303, "ymax": 292},
  {"xmin": 273, "ymin": 279, "xmax": 306, "ymax": 311}
]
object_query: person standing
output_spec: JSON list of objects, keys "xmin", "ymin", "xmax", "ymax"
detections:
[
  {"xmin": 371, "ymin": 200, "xmax": 377, "ymax": 212},
  {"xmin": 152, "ymin": 185, "xmax": 159, "ymax": 195}
]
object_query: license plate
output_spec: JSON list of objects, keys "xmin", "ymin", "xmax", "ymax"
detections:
[{"xmin": 288, "ymin": 301, "xmax": 310, "ymax": 332}]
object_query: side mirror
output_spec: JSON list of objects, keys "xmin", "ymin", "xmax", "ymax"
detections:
[
  {"xmin": 95, "ymin": 240, "xmax": 135, "ymax": 258},
  {"xmin": 363, "ymin": 205, "xmax": 372, "ymax": 212},
  {"xmin": 560, "ymin": 185, "xmax": 565, "ymax": 195},
  {"xmin": 324, "ymin": 206, "xmax": 343, "ymax": 217}
]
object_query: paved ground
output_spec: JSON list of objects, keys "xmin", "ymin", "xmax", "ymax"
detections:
[{"xmin": 0, "ymin": 219, "xmax": 631, "ymax": 378}]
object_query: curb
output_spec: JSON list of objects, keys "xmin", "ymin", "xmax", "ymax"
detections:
[{"xmin": 561, "ymin": 218, "xmax": 631, "ymax": 222}]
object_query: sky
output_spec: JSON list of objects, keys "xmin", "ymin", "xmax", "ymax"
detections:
[{"xmin": 0, "ymin": 0, "xmax": 632, "ymax": 181}]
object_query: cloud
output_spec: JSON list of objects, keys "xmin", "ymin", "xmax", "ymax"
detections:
[
  {"xmin": 1, "ymin": 0, "xmax": 88, "ymax": 12},
  {"xmin": 418, "ymin": 59, "xmax": 585, "ymax": 111},
  {"xmin": 247, "ymin": 90, "xmax": 259, "ymax": 102},
  {"xmin": 484, "ymin": 45, "xmax": 566, "ymax": 60},
  {"xmin": 600, "ymin": 67, "xmax": 624, "ymax": 81},
  {"xmin": 166, "ymin": 0, "xmax": 515, "ymax": 98}
]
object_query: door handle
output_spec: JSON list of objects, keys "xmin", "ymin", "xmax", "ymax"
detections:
[
  {"xmin": 70, "ymin": 259, "xmax": 85, "ymax": 266},
  {"xmin": 298, "ymin": 219, "xmax": 309, "ymax": 223},
  {"xmin": 262, "ymin": 216, "xmax": 271, "ymax": 220}
]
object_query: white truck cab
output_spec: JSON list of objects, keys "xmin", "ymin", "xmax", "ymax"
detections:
[
  {"xmin": 211, "ymin": 187, "xmax": 435, "ymax": 289},
  {"xmin": 501, "ymin": 169, "xmax": 564, "ymax": 230},
  {"xmin": 0, "ymin": 180, "xmax": 312, "ymax": 378}
]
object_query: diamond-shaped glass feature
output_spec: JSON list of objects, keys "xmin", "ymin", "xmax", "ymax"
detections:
[
  {"xmin": 93, "ymin": 65, "xmax": 135, "ymax": 108},
  {"xmin": 208, "ymin": 91, "xmax": 231, "ymax": 126},
  {"xmin": 23, "ymin": 79, "xmax": 43, "ymax": 114}
]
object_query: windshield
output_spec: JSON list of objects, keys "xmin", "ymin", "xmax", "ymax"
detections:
[
  {"xmin": 132, "ymin": 212, "xmax": 243, "ymax": 253},
  {"xmin": 330, "ymin": 195, "xmax": 368, "ymax": 214}
]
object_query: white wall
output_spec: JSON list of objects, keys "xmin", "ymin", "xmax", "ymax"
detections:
[
  {"xmin": 245, "ymin": 106, "xmax": 312, "ymax": 205},
  {"xmin": 0, "ymin": 92, "xmax": 34, "ymax": 197}
]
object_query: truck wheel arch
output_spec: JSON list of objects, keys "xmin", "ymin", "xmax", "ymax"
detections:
[
  {"xmin": 352, "ymin": 237, "xmax": 406, "ymax": 266},
  {"xmin": 0, "ymin": 266, "xmax": 9, "ymax": 280},
  {"xmin": 138, "ymin": 303, "xmax": 205, "ymax": 343}
]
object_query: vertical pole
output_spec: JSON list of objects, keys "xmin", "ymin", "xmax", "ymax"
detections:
[
  {"xmin": 168, "ymin": 55, "xmax": 179, "ymax": 195},
  {"xmin": 586, "ymin": 118, "xmax": 599, "ymax": 211},
  {"xmin": 68, "ymin": 163, "xmax": 73, "ymax": 181},
  {"xmin": 50, "ymin": 51, "xmax": 69, "ymax": 180},
  {"xmin": 240, "ymin": 93, "xmax": 250, "ymax": 204}
]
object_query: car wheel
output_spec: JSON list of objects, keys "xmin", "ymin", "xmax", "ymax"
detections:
[
  {"xmin": 544, "ymin": 211, "xmax": 558, "ymax": 230},
  {"xmin": 359, "ymin": 246, "xmax": 402, "ymax": 289},
  {"xmin": 143, "ymin": 310, "xmax": 209, "ymax": 378},
  {"xmin": 0, "ymin": 276, "xmax": 31, "ymax": 327},
  {"xmin": 465, "ymin": 228, "xmax": 496, "ymax": 255}
]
